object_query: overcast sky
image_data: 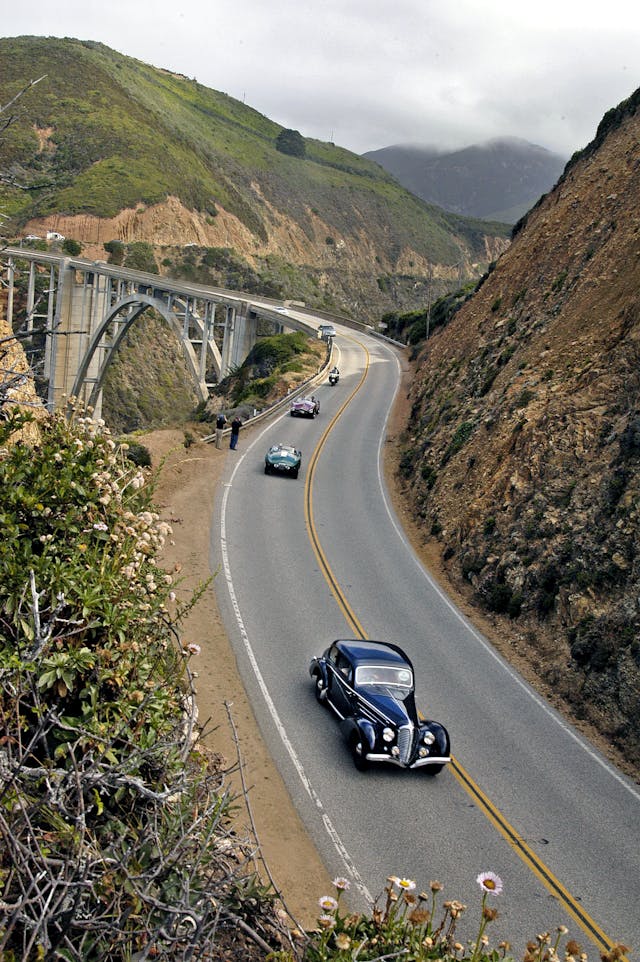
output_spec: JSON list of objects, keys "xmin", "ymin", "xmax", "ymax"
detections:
[{"xmin": 4, "ymin": 0, "xmax": 640, "ymax": 158}]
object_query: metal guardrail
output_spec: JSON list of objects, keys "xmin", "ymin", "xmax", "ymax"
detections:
[{"xmin": 202, "ymin": 343, "xmax": 334, "ymax": 444}]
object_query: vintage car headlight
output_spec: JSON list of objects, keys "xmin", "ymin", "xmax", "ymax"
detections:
[
  {"xmin": 418, "ymin": 746, "xmax": 428, "ymax": 758},
  {"xmin": 382, "ymin": 727, "xmax": 395, "ymax": 743},
  {"xmin": 423, "ymin": 731, "xmax": 435, "ymax": 745}
]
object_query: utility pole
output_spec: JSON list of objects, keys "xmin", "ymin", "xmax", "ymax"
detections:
[{"xmin": 426, "ymin": 264, "xmax": 433, "ymax": 341}]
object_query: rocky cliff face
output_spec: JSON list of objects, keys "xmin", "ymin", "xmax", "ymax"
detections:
[
  {"xmin": 22, "ymin": 195, "xmax": 509, "ymax": 323},
  {"xmin": 397, "ymin": 92, "xmax": 640, "ymax": 770}
]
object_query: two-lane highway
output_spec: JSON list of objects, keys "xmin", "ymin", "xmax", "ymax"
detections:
[{"xmin": 211, "ymin": 326, "xmax": 640, "ymax": 956}]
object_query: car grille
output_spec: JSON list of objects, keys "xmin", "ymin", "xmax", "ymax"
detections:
[{"xmin": 397, "ymin": 723, "xmax": 415, "ymax": 764}]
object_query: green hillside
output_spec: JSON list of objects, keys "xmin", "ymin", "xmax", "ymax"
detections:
[{"xmin": 0, "ymin": 36, "xmax": 508, "ymax": 267}]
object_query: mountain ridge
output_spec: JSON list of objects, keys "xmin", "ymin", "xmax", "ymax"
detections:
[
  {"xmin": 0, "ymin": 35, "xmax": 509, "ymax": 321},
  {"xmin": 364, "ymin": 136, "xmax": 568, "ymax": 223}
]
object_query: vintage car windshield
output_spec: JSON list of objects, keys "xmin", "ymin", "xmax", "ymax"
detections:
[{"xmin": 355, "ymin": 665, "xmax": 413, "ymax": 688}]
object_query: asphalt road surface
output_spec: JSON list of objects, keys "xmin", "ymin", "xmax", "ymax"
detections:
[{"xmin": 211, "ymin": 324, "xmax": 640, "ymax": 957}]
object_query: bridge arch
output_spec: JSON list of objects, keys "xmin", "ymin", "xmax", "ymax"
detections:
[{"xmin": 70, "ymin": 292, "xmax": 215, "ymax": 409}]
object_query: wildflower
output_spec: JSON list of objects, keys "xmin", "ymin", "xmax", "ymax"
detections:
[
  {"xmin": 454, "ymin": 943, "xmax": 464, "ymax": 953},
  {"xmin": 476, "ymin": 871, "xmax": 503, "ymax": 896},
  {"xmin": 318, "ymin": 914, "xmax": 336, "ymax": 929},
  {"xmin": 335, "ymin": 932, "xmax": 351, "ymax": 950},
  {"xmin": 333, "ymin": 876, "xmax": 350, "ymax": 891},
  {"xmin": 483, "ymin": 905, "xmax": 498, "ymax": 921},
  {"xmin": 409, "ymin": 908, "xmax": 430, "ymax": 926},
  {"xmin": 557, "ymin": 927, "xmax": 569, "ymax": 936},
  {"xmin": 318, "ymin": 895, "xmax": 338, "ymax": 913},
  {"xmin": 430, "ymin": 880, "xmax": 443, "ymax": 892},
  {"xmin": 185, "ymin": 643, "xmax": 201, "ymax": 656},
  {"xmin": 565, "ymin": 942, "xmax": 582, "ymax": 957},
  {"xmin": 422, "ymin": 936, "xmax": 434, "ymax": 948},
  {"xmin": 93, "ymin": 522, "xmax": 108, "ymax": 531},
  {"xmin": 397, "ymin": 878, "xmax": 416, "ymax": 891},
  {"xmin": 169, "ymin": 591, "xmax": 177, "ymax": 602}
]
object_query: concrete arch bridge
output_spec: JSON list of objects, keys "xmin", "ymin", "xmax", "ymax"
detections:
[{"xmin": 3, "ymin": 248, "xmax": 315, "ymax": 416}]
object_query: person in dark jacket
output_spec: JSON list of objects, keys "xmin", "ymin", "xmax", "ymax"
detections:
[
  {"xmin": 215, "ymin": 412, "xmax": 226, "ymax": 449},
  {"xmin": 230, "ymin": 416, "xmax": 242, "ymax": 450}
]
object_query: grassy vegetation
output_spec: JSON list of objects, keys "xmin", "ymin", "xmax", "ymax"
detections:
[
  {"xmin": 0, "ymin": 36, "xmax": 508, "ymax": 264},
  {"xmin": 208, "ymin": 330, "xmax": 324, "ymax": 411}
]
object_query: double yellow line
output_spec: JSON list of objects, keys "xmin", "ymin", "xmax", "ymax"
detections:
[{"xmin": 302, "ymin": 339, "xmax": 621, "ymax": 957}]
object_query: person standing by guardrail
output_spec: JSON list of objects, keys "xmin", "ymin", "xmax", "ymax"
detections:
[
  {"xmin": 215, "ymin": 412, "xmax": 226, "ymax": 449},
  {"xmin": 230, "ymin": 416, "xmax": 242, "ymax": 450}
]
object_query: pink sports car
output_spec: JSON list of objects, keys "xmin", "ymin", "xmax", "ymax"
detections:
[{"xmin": 290, "ymin": 395, "xmax": 320, "ymax": 418}]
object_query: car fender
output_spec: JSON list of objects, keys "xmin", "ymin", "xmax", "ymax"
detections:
[
  {"xmin": 421, "ymin": 721, "xmax": 450, "ymax": 756},
  {"xmin": 341, "ymin": 717, "xmax": 377, "ymax": 752},
  {"xmin": 309, "ymin": 658, "xmax": 329, "ymax": 689}
]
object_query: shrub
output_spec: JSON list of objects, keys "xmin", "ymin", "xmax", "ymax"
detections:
[
  {"xmin": 275, "ymin": 128, "xmax": 306, "ymax": 158},
  {"xmin": 62, "ymin": 237, "xmax": 82, "ymax": 256},
  {"xmin": 444, "ymin": 420, "xmax": 474, "ymax": 462},
  {"xmin": 0, "ymin": 407, "xmax": 282, "ymax": 959},
  {"xmin": 104, "ymin": 238, "xmax": 125, "ymax": 265},
  {"xmin": 398, "ymin": 448, "xmax": 417, "ymax": 479},
  {"xmin": 124, "ymin": 439, "xmax": 152, "ymax": 466},
  {"xmin": 124, "ymin": 241, "xmax": 158, "ymax": 273}
]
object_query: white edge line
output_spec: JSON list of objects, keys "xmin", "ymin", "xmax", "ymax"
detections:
[
  {"xmin": 219, "ymin": 414, "xmax": 374, "ymax": 903},
  {"xmin": 375, "ymin": 350, "xmax": 640, "ymax": 805}
]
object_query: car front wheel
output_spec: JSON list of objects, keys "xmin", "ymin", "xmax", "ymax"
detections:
[
  {"xmin": 313, "ymin": 672, "xmax": 327, "ymax": 704},
  {"xmin": 350, "ymin": 732, "xmax": 368, "ymax": 771}
]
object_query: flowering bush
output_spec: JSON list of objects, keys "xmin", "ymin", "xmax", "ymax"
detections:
[{"xmin": 0, "ymin": 407, "xmax": 284, "ymax": 960}]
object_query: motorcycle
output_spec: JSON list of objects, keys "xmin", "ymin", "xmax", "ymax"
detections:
[{"xmin": 328, "ymin": 369, "xmax": 340, "ymax": 385}]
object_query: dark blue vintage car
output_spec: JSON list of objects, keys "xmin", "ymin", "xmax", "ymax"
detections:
[
  {"xmin": 264, "ymin": 443, "xmax": 302, "ymax": 478},
  {"xmin": 309, "ymin": 639, "xmax": 450, "ymax": 773}
]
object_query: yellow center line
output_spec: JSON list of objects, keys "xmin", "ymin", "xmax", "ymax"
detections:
[{"xmin": 302, "ymin": 335, "xmax": 623, "ymax": 957}]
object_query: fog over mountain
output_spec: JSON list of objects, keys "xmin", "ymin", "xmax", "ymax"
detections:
[{"xmin": 364, "ymin": 137, "xmax": 568, "ymax": 224}]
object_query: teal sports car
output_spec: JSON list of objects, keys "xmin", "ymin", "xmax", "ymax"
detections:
[{"xmin": 264, "ymin": 443, "xmax": 302, "ymax": 479}]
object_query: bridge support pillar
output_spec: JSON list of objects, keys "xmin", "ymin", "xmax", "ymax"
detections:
[{"xmin": 49, "ymin": 264, "xmax": 110, "ymax": 417}]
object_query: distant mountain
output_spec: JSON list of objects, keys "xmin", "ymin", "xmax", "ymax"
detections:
[{"xmin": 363, "ymin": 137, "xmax": 568, "ymax": 224}]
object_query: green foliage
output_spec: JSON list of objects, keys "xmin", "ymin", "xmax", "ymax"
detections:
[
  {"xmin": 104, "ymin": 238, "xmax": 125, "ymax": 264},
  {"xmin": 420, "ymin": 463, "xmax": 438, "ymax": 489},
  {"xmin": 514, "ymin": 387, "xmax": 536, "ymax": 409},
  {"xmin": 398, "ymin": 447, "xmax": 418, "ymax": 479},
  {"xmin": 444, "ymin": 420, "xmax": 475, "ymax": 462},
  {"xmin": 62, "ymin": 237, "xmax": 82, "ymax": 256},
  {"xmin": 0, "ymin": 406, "xmax": 284, "ymax": 959},
  {"xmin": 124, "ymin": 240, "xmax": 158, "ymax": 273},
  {"xmin": 275, "ymin": 127, "xmax": 306, "ymax": 158},
  {"xmin": 124, "ymin": 439, "xmax": 152, "ymax": 466}
]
